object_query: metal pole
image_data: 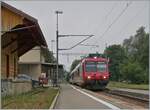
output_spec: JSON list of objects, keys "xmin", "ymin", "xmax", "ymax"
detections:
[
  {"xmin": 55, "ymin": 11, "xmax": 62, "ymax": 86},
  {"xmin": 56, "ymin": 12, "xmax": 59, "ymax": 86},
  {"xmin": 56, "ymin": 30, "xmax": 59, "ymax": 86}
]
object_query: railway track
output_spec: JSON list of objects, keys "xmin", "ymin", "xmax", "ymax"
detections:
[
  {"xmin": 94, "ymin": 88, "xmax": 149, "ymax": 108},
  {"xmin": 74, "ymin": 84, "xmax": 149, "ymax": 103},
  {"xmin": 104, "ymin": 88, "xmax": 149, "ymax": 102},
  {"xmin": 73, "ymin": 84, "xmax": 149, "ymax": 109}
]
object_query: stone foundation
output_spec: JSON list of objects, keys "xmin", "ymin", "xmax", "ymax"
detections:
[{"xmin": 1, "ymin": 79, "xmax": 32, "ymax": 97}]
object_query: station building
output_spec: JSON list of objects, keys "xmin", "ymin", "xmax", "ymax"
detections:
[
  {"xmin": 1, "ymin": 2, "xmax": 47, "ymax": 79},
  {"xmin": 19, "ymin": 46, "xmax": 64, "ymax": 82},
  {"xmin": 1, "ymin": 2, "xmax": 47, "ymax": 95}
]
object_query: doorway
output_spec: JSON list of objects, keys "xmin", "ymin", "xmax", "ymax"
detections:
[{"xmin": 6, "ymin": 55, "xmax": 9, "ymax": 78}]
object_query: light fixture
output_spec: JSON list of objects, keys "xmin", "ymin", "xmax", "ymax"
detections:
[
  {"xmin": 94, "ymin": 56, "xmax": 97, "ymax": 59},
  {"xmin": 103, "ymin": 76, "xmax": 106, "ymax": 79},
  {"xmin": 87, "ymin": 76, "xmax": 91, "ymax": 79}
]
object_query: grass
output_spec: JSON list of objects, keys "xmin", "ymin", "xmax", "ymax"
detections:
[
  {"xmin": 2, "ymin": 87, "xmax": 59, "ymax": 109},
  {"xmin": 107, "ymin": 81, "xmax": 149, "ymax": 90}
]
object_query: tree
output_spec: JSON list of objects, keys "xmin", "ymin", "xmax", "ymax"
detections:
[
  {"xmin": 138, "ymin": 33, "xmax": 149, "ymax": 69},
  {"xmin": 121, "ymin": 26, "xmax": 149, "ymax": 84},
  {"xmin": 120, "ymin": 61, "xmax": 145, "ymax": 84},
  {"xmin": 63, "ymin": 70, "xmax": 70, "ymax": 82},
  {"xmin": 104, "ymin": 44, "xmax": 126, "ymax": 81},
  {"xmin": 103, "ymin": 26, "xmax": 149, "ymax": 84},
  {"xmin": 41, "ymin": 48, "xmax": 56, "ymax": 63},
  {"xmin": 123, "ymin": 27, "xmax": 148, "ymax": 65}
]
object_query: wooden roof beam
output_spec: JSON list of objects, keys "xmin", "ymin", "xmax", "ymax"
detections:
[{"xmin": 2, "ymin": 38, "xmax": 17, "ymax": 49}]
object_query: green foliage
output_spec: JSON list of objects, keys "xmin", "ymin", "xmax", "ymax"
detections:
[
  {"xmin": 104, "ymin": 44, "xmax": 126, "ymax": 81},
  {"xmin": 122, "ymin": 26, "xmax": 149, "ymax": 84},
  {"xmin": 104, "ymin": 26, "xmax": 149, "ymax": 84},
  {"xmin": 63, "ymin": 70, "xmax": 70, "ymax": 82},
  {"xmin": 120, "ymin": 61, "xmax": 145, "ymax": 84},
  {"xmin": 123, "ymin": 27, "xmax": 149, "ymax": 69},
  {"xmin": 41, "ymin": 47, "xmax": 56, "ymax": 63}
]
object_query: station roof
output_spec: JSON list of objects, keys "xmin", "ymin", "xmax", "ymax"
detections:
[{"xmin": 1, "ymin": 2, "xmax": 47, "ymax": 56}]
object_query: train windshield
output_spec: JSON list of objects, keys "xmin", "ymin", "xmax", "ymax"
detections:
[
  {"xmin": 85, "ymin": 61, "xmax": 107, "ymax": 72},
  {"xmin": 97, "ymin": 62, "xmax": 107, "ymax": 72},
  {"xmin": 85, "ymin": 62, "xmax": 97, "ymax": 72}
]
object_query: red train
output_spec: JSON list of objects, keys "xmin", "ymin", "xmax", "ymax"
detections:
[{"xmin": 69, "ymin": 54, "xmax": 110, "ymax": 90}]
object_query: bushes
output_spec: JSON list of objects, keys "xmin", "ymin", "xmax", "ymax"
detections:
[
  {"xmin": 104, "ymin": 26, "xmax": 149, "ymax": 84},
  {"xmin": 120, "ymin": 61, "xmax": 145, "ymax": 84}
]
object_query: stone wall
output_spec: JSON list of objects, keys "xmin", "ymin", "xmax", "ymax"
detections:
[{"xmin": 1, "ymin": 79, "xmax": 32, "ymax": 97}]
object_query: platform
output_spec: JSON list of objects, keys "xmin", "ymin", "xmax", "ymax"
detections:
[{"xmin": 55, "ymin": 84, "xmax": 114, "ymax": 109}]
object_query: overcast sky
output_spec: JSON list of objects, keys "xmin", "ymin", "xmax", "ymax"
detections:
[{"xmin": 4, "ymin": 0, "xmax": 149, "ymax": 71}]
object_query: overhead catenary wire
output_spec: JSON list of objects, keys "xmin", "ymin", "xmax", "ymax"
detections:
[
  {"xmin": 59, "ymin": 35, "xmax": 94, "ymax": 51},
  {"xmin": 91, "ymin": 1, "xmax": 132, "ymax": 51},
  {"xmin": 115, "ymin": 5, "xmax": 146, "ymax": 37},
  {"xmin": 98, "ymin": 2, "xmax": 132, "ymax": 42},
  {"xmin": 93, "ymin": 2, "xmax": 118, "ymax": 35},
  {"xmin": 58, "ymin": 2, "xmax": 118, "ymax": 57},
  {"xmin": 59, "ymin": 2, "xmax": 131, "ymax": 66},
  {"xmin": 82, "ymin": 2, "xmax": 118, "ymax": 47}
]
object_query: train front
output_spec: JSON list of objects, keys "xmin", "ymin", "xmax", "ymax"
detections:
[{"xmin": 83, "ymin": 57, "xmax": 110, "ymax": 90}]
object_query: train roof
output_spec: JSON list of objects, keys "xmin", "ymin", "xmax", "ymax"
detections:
[{"xmin": 82, "ymin": 57, "xmax": 108, "ymax": 62}]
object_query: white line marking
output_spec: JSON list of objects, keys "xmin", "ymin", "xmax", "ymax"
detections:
[{"xmin": 71, "ymin": 85, "xmax": 121, "ymax": 110}]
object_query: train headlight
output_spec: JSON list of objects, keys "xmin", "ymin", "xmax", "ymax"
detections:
[
  {"xmin": 94, "ymin": 56, "xmax": 97, "ymax": 59},
  {"xmin": 87, "ymin": 76, "xmax": 91, "ymax": 79},
  {"xmin": 103, "ymin": 76, "xmax": 106, "ymax": 79}
]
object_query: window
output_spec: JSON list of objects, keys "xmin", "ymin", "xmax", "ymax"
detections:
[
  {"xmin": 97, "ymin": 62, "xmax": 107, "ymax": 72},
  {"xmin": 85, "ymin": 61, "xmax": 107, "ymax": 72},
  {"xmin": 85, "ymin": 62, "xmax": 97, "ymax": 72}
]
